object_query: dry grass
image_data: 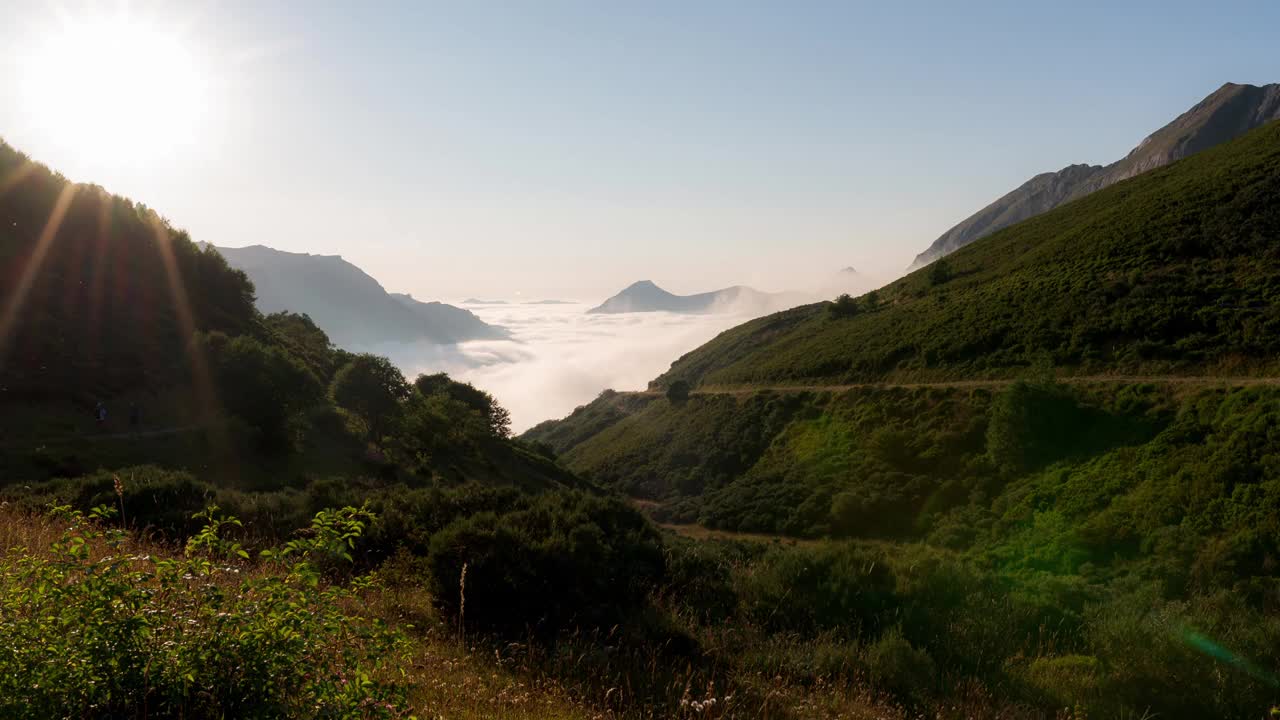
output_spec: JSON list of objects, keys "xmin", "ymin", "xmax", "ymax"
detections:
[
  {"xmin": 0, "ymin": 507, "xmax": 1044, "ymax": 720},
  {"xmin": 0, "ymin": 506, "xmax": 597, "ymax": 719},
  {"xmin": 657, "ymin": 522, "xmax": 823, "ymax": 548}
]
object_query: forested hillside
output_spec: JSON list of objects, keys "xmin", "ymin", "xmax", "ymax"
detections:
[
  {"xmin": 0, "ymin": 138, "xmax": 575, "ymax": 494},
  {"xmin": 653, "ymin": 119, "xmax": 1280, "ymax": 390},
  {"xmin": 0, "ymin": 141, "xmax": 257, "ymax": 402}
]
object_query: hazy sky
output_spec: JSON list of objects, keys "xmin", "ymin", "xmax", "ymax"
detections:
[{"xmin": 2, "ymin": 0, "xmax": 1278, "ymax": 301}]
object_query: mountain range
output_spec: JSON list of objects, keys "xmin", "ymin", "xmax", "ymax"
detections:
[
  {"xmin": 214, "ymin": 245, "xmax": 506, "ymax": 348},
  {"xmin": 588, "ymin": 280, "xmax": 805, "ymax": 315},
  {"xmin": 909, "ymin": 81, "xmax": 1280, "ymax": 269}
]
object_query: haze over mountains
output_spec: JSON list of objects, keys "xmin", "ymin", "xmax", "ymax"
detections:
[
  {"xmin": 588, "ymin": 280, "xmax": 806, "ymax": 315},
  {"xmin": 214, "ymin": 245, "xmax": 505, "ymax": 349},
  {"xmin": 910, "ymin": 82, "xmax": 1280, "ymax": 269}
]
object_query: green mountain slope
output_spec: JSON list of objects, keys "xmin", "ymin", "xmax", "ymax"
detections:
[
  {"xmin": 909, "ymin": 82, "xmax": 1280, "ymax": 269},
  {"xmin": 654, "ymin": 119, "xmax": 1280, "ymax": 390},
  {"xmin": 523, "ymin": 117, "xmax": 1280, "ymax": 578}
]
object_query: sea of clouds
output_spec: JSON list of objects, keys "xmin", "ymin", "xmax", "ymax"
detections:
[{"xmin": 367, "ymin": 301, "xmax": 768, "ymax": 433}]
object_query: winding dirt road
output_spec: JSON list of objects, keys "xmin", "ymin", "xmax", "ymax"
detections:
[{"xmin": 630, "ymin": 375, "xmax": 1280, "ymax": 397}]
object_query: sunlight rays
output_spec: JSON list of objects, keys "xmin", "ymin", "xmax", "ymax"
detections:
[
  {"xmin": 148, "ymin": 216, "xmax": 211, "ymax": 410},
  {"xmin": 0, "ymin": 183, "xmax": 76, "ymax": 369},
  {"xmin": 0, "ymin": 158, "xmax": 36, "ymax": 198},
  {"xmin": 146, "ymin": 215, "xmax": 238, "ymax": 475}
]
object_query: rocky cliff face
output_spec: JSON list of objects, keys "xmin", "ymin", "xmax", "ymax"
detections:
[{"xmin": 910, "ymin": 82, "xmax": 1280, "ymax": 269}]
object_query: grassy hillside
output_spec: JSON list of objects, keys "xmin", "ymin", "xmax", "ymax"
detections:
[
  {"xmin": 515, "ymin": 119, "xmax": 1280, "ymax": 718},
  {"xmin": 654, "ymin": 119, "xmax": 1280, "ymax": 390},
  {"xmin": 520, "ymin": 378, "xmax": 1280, "ymax": 717}
]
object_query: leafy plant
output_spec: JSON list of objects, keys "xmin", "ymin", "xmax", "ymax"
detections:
[{"xmin": 0, "ymin": 504, "xmax": 412, "ymax": 719}]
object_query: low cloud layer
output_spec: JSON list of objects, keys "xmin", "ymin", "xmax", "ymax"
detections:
[{"xmin": 368, "ymin": 302, "xmax": 774, "ymax": 432}]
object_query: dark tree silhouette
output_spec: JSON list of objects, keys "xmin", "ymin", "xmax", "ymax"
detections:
[{"xmin": 330, "ymin": 354, "xmax": 410, "ymax": 441}]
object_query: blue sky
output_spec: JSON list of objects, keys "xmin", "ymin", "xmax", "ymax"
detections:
[{"xmin": 2, "ymin": 0, "xmax": 1278, "ymax": 299}]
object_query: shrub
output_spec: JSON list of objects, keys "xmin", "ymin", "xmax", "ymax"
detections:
[
  {"xmin": 927, "ymin": 258, "xmax": 953, "ymax": 286},
  {"xmin": 986, "ymin": 380, "xmax": 1093, "ymax": 472},
  {"xmin": 1083, "ymin": 588, "xmax": 1280, "ymax": 719},
  {"xmin": 0, "ymin": 505, "xmax": 410, "ymax": 719},
  {"xmin": 1015, "ymin": 654, "xmax": 1102, "ymax": 710},
  {"xmin": 828, "ymin": 293, "xmax": 859, "ymax": 318},
  {"xmin": 330, "ymin": 354, "xmax": 411, "ymax": 441},
  {"xmin": 737, "ymin": 542, "xmax": 897, "ymax": 635},
  {"xmin": 864, "ymin": 626, "xmax": 936, "ymax": 699},
  {"xmin": 425, "ymin": 492, "xmax": 665, "ymax": 636},
  {"xmin": 661, "ymin": 538, "xmax": 739, "ymax": 623},
  {"xmin": 415, "ymin": 373, "xmax": 513, "ymax": 438},
  {"xmin": 200, "ymin": 332, "xmax": 323, "ymax": 452}
]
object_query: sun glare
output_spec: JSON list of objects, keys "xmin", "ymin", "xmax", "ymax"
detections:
[{"xmin": 18, "ymin": 10, "xmax": 207, "ymax": 170}]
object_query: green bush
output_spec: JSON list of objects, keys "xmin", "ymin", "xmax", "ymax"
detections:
[
  {"xmin": 864, "ymin": 626, "xmax": 936, "ymax": 699},
  {"xmin": 1015, "ymin": 654, "xmax": 1102, "ymax": 710},
  {"xmin": 665, "ymin": 379, "xmax": 691, "ymax": 404},
  {"xmin": 1083, "ymin": 588, "xmax": 1280, "ymax": 719},
  {"xmin": 661, "ymin": 538, "xmax": 740, "ymax": 623},
  {"xmin": 425, "ymin": 492, "xmax": 665, "ymax": 635},
  {"xmin": 200, "ymin": 332, "xmax": 324, "ymax": 452},
  {"xmin": 737, "ymin": 542, "xmax": 897, "ymax": 635},
  {"xmin": 827, "ymin": 293, "xmax": 860, "ymax": 319},
  {"xmin": 0, "ymin": 505, "xmax": 410, "ymax": 719}
]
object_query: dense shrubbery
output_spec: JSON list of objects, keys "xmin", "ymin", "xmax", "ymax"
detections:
[
  {"xmin": 425, "ymin": 492, "xmax": 664, "ymax": 635},
  {"xmin": 654, "ymin": 536, "xmax": 1280, "ymax": 719},
  {"xmin": 527, "ymin": 379, "xmax": 1280, "ymax": 716},
  {"xmin": 0, "ymin": 504, "xmax": 410, "ymax": 719},
  {"xmin": 199, "ymin": 331, "xmax": 324, "ymax": 451}
]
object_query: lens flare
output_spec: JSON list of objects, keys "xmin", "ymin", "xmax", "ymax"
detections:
[
  {"xmin": 17, "ymin": 8, "xmax": 208, "ymax": 169},
  {"xmin": 1182, "ymin": 628, "xmax": 1278, "ymax": 687}
]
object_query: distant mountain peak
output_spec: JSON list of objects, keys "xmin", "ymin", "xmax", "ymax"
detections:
[
  {"xmin": 588, "ymin": 280, "xmax": 798, "ymax": 315},
  {"xmin": 214, "ymin": 244, "xmax": 506, "ymax": 348},
  {"xmin": 909, "ymin": 81, "xmax": 1280, "ymax": 270}
]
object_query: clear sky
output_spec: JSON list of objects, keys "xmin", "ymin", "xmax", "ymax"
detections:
[{"xmin": 2, "ymin": 0, "xmax": 1277, "ymax": 300}]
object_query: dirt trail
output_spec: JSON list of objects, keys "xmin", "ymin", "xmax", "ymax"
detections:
[
  {"xmin": 0, "ymin": 424, "xmax": 202, "ymax": 449},
  {"xmin": 629, "ymin": 375, "xmax": 1280, "ymax": 397}
]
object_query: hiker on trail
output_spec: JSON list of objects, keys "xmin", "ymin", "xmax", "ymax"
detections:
[{"xmin": 96, "ymin": 401, "xmax": 107, "ymax": 426}]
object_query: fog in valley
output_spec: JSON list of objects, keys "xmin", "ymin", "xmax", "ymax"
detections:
[{"xmin": 368, "ymin": 301, "xmax": 767, "ymax": 432}]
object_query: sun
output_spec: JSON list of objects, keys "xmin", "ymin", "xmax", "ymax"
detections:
[{"xmin": 18, "ymin": 9, "xmax": 208, "ymax": 170}]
